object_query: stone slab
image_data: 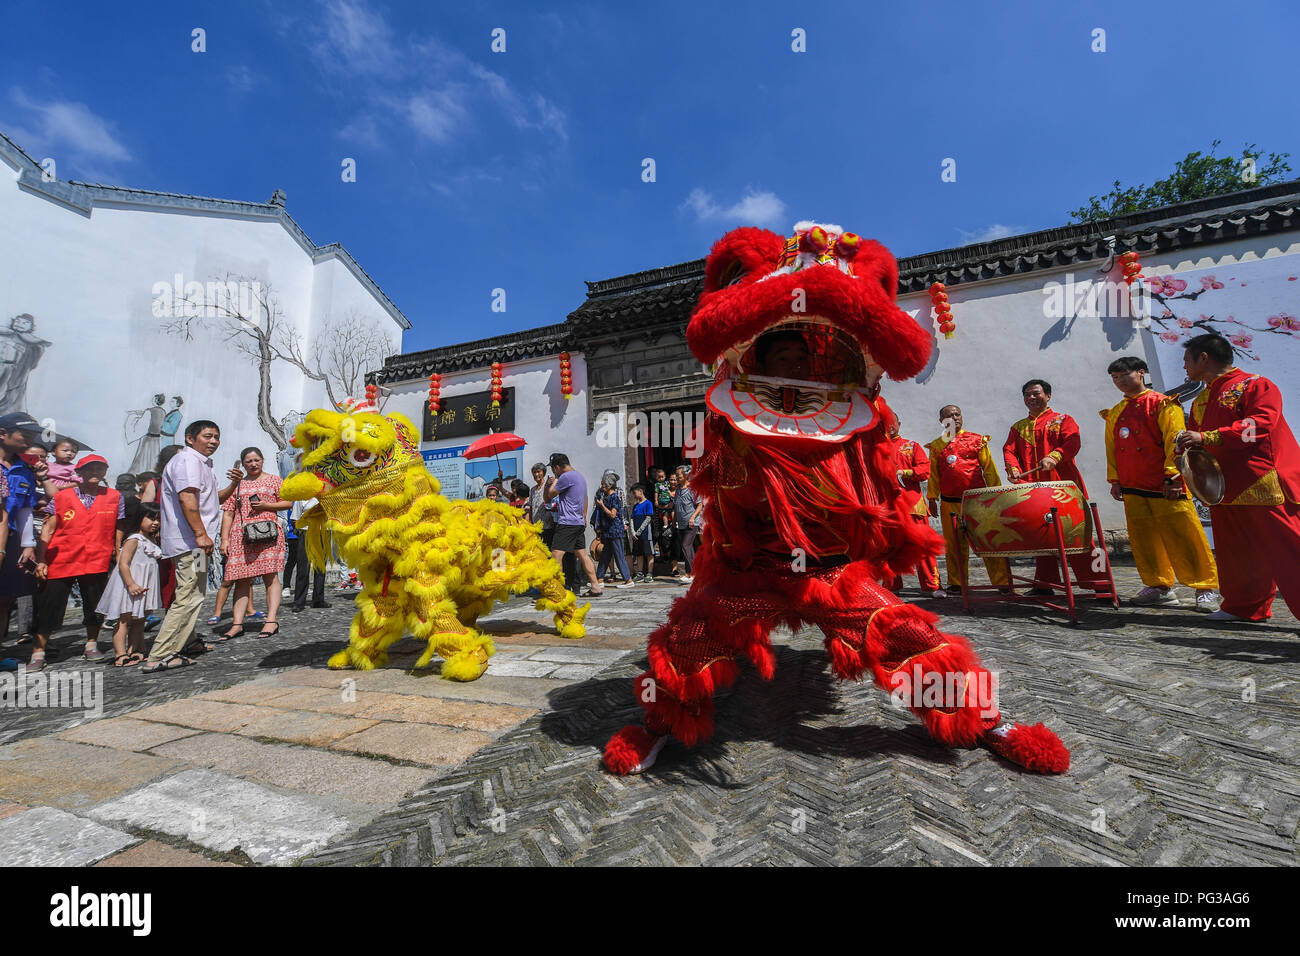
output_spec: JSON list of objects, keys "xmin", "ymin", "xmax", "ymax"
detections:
[
  {"xmin": 527, "ymin": 646, "xmax": 629, "ymax": 665},
  {"xmin": 548, "ymin": 664, "xmax": 603, "ymax": 681},
  {"xmin": 127, "ymin": 699, "xmax": 266, "ymax": 733},
  {"xmin": 331, "ymin": 722, "xmax": 493, "ymax": 766},
  {"xmin": 89, "ymin": 768, "xmax": 355, "ymax": 866},
  {"xmin": 356, "ymin": 694, "xmax": 535, "ymax": 732},
  {"xmin": 0, "ymin": 738, "xmax": 182, "ymax": 811},
  {"xmin": 151, "ymin": 733, "xmax": 437, "ymax": 806},
  {"xmin": 0, "ymin": 801, "xmax": 26, "ymax": 821},
  {"xmin": 249, "ymin": 685, "xmax": 372, "ymax": 715},
  {"xmin": 485, "ymin": 658, "xmax": 560, "ymax": 678},
  {"xmin": 58, "ymin": 717, "xmax": 202, "ymax": 752},
  {"xmin": 0, "ymin": 805, "xmax": 139, "ymax": 866},
  {"xmin": 235, "ymin": 709, "xmax": 380, "ymax": 747},
  {"xmin": 196, "ymin": 683, "xmax": 299, "ymax": 706},
  {"xmin": 97, "ymin": 839, "xmax": 238, "ymax": 867}
]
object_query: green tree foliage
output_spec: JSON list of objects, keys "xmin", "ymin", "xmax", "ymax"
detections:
[{"xmin": 1069, "ymin": 141, "xmax": 1292, "ymax": 223}]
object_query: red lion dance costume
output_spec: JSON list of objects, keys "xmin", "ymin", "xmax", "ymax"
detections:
[{"xmin": 603, "ymin": 221, "xmax": 1070, "ymax": 775}]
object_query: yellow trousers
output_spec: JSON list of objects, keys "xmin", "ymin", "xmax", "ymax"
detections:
[
  {"xmin": 939, "ymin": 500, "xmax": 1010, "ymax": 588},
  {"xmin": 1123, "ymin": 494, "xmax": 1218, "ymax": 590}
]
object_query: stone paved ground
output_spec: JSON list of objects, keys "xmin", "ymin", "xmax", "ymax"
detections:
[{"xmin": 2, "ymin": 562, "xmax": 1297, "ymax": 866}]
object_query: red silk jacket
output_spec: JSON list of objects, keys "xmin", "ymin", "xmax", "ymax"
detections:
[
  {"xmin": 1100, "ymin": 389, "xmax": 1186, "ymax": 494},
  {"xmin": 892, "ymin": 437, "xmax": 930, "ymax": 516},
  {"xmin": 1004, "ymin": 409, "xmax": 1088, "ymax": 496},
  {"xmin": 1189, "ymin": 367, "xmax": 1300, "ymax": 506}
]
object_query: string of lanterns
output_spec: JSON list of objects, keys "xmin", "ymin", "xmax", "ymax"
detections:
[
  {"xmin": 364, "ymin": 383, "xmax": 380, "ymax": 407},
  {"xmin": 1119, "ymin": 249, "xmax": 1143, "ymax": 285},
  {"xmin": 930, "ymin": 282, "xmax": 955, "ymax": 339},
  {"xmin": 427, "ymin": 372, "xmax": 441, "ymax": 414},
  {"xmin": 490, "ymin": 362, "xmax": 503, "ymax": 408},
  {"xmin": 560, "ymin": 351, "xmax": 572, "ymax": 400}
]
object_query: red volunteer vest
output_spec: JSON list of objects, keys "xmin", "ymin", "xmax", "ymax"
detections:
[
  {"xmin": 1113, "ymin": 390, "xmax": 1177, "ymax": 493},
  {"xmin": 46, "ymin": 487, "xmax": 120, "ymax": 578}
]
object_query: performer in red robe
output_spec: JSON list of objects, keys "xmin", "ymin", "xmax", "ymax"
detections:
[
  {"xmin": 887, "ymin": 415, "xmax": 941, "ymax": 596},
  {"xmin": 1177, "ymin": 333, "xmax": 1300, "ymax": 621},
  {"xmin": 1004, "ymin": 379, "xmax": 1109, "ymax": 592}
]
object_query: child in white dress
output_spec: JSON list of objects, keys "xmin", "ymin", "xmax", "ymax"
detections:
[{"xmin": 97, "ymin": 503, "xmax": 162, "ymax": 666}]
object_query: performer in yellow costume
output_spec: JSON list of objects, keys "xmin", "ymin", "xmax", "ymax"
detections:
[
  {"xmin": 280, "ymin": 397, "xmax": 588, "ymax": 679},
  {"xmin": 925, "ymin": 405, "xmax": 1011, "ymax": 592},
  {"xmin": 1101, "ymin": 357, "xmax": 1219, "ymax": 611}
]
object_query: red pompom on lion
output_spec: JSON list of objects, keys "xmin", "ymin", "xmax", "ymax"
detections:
[{"xmin": 602, "ymin": 221, "xmax": 1070, "ymax": 776}]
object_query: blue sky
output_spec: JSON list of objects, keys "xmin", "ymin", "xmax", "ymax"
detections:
[{"xmin": 3, "ymin": 0, "xmax": 1298, "ymax": 352}]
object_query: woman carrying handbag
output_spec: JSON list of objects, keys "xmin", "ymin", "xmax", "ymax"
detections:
[{"xmin": 217, "ymin": 447, "xmax": 290, "ymax": 639}]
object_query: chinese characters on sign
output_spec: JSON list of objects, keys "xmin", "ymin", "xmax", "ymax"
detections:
[{"xmin": 422, "ymin": 387, "xmax": 515, "ymax": 441}]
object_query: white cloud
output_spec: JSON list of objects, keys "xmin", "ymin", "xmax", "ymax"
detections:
[
  {"xmin": 956, "ymin": 223, "xmax": 1022, "ymax": 244},
  {"xmin": 339, "ymin": 113, "xmax": 382, "ymax": 148},
  {"xmin": 315, "ymin": 0, "xmax": 399, "ymax": 75},
  {"xmin": 306, "ymin": 1, "xmax": 565, "ymax": 146},
  {"xmin": 5, "ymin": 88, "xmax": 130, "ymax": 181},
  {"xmin": 684, "ymin": 188, "xmax": 787, "ymax": 228}
]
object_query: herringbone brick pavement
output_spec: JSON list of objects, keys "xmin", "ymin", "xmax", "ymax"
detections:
[{"xmin": 305, "ymin": 569, "xmax": 1300, "ymax": 866}]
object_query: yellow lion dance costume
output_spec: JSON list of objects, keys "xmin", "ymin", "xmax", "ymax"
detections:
[{"xmin": 279, "ymin": 397, "xmax": 589, "ymax": 680}]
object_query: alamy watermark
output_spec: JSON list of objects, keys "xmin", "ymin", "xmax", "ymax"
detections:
[
  {"xmin": 593, "ymin": 404, "xmax": 706, "ymax": 458},
  {"xmin": 1, "ymin": 665, "xmax": 103, "ymax": 718},
  {"xmin": 151, "ymin": 275, "xmax": 265, "ymax": 320},
  {"xmin": 888, "ymin": 666, "xmax": 999, "ymax": 719},
  {"xmin": 1042, "ymin": 274, "xmax": 1152, "ymax": 322}
]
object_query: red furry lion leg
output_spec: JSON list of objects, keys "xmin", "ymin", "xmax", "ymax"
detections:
[
  {"xmin": 602, "ymin": 599, "xmax": 749, "ymax": 775},
  {"xmin": 981, "ymin": 722, "xmax": 1070, "ymax": 774},
  {"xmin": 862, "ymin": 603, "xmax": 1071, "ymax": 772}
]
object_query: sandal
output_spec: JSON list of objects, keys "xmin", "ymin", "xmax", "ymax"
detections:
[
  {"xmin": 257, "ymin": 623, "xmax": 280, "ymax": 639},
  {"xmin": 205, "ymin": 615, "xmax": 221, "ymax": 625},
  {"xmin": 215, "ymin": 626, "xmax": 243, "ymax": 641},
  {"xmin": 183, "ymin": 639, "xmax": 216, "ymax": 655},
  {"xmin": 112, "ymin": 653, "xmax": 142, "ymax": 667},
  {"xmin": 141, "ymin": 653, "xmax": 194, "ymax": 673}
]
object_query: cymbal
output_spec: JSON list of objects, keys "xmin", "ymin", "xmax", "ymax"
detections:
[
  {"xmin": 1165, "ymin": 379, "xmax": 1205, "ymax": 405},
  {"xmin": 1178, "ymin": 448, "xmax": 1224, "ymax": 505}
]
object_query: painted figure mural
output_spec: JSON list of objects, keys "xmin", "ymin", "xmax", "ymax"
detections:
[{"xmin": 0, "ymin": 313, "xmax": 51, "ymax": 415}]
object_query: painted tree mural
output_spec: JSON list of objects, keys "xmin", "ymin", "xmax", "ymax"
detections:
[{"xmin": 1145, "ymin": 271, "xmax": 1300, "ymax": 363}]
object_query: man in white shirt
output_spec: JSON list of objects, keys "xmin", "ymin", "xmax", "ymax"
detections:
[{"xmin": 143, "ymin": 420, "xmax": 243, "ymax": 672}]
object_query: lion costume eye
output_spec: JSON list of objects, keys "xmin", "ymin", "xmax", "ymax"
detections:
[
  {"xmin": 349, "ymin": 448, "xmax": 376, "ymax": 468},
  {"xmin": 719, "ymin": 261, "xmax": 746, "ymax": 287}
]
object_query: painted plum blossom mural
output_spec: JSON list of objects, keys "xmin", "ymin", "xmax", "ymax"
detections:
[{"xmin": 1146, "ymin": 270, "xmax": 1300, "ymax": 362}]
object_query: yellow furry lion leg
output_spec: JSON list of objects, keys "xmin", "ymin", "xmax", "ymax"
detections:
[
  {"xmin": 535, "ymin": 574, "xmax": 590, "ymax": 640},
  {"xmin": 329, "ymin": 592, "xmax": 405, "ymax": 670},
  {"xmin": 432, "ymin": 630, "xmax": 495, "ymax": 682}
]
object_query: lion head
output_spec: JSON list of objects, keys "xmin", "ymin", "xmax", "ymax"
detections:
[
  {"xmin": 688, "ymin": 222, "xmax": 929, "ymax": 444},
  {"xmin": 280, "ymin": 398, "xmax": 424, "ymax": 502}
]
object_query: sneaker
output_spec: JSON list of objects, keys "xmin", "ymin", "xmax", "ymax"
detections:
[
  {"xmin": 1194, "ymin": 591, "xmax": 1222, "ymax": 613},
  {"xmin": 678, "ymin": 575, "xmax": 694, "ymax": 584},
  {"xmin": 614, "ymin": 580, "xmax": 635, "ymax": 589},
  {"xmin": 1130, "ymin": 586, "xmax": 1179, "ymax": 607},
  {"xmin": 282, "ymin": 587, "xmax": 292, "ymax": 597},
  {"xmin": 931, "ymin": 589, "xmax": 947, "ymax": 598}
]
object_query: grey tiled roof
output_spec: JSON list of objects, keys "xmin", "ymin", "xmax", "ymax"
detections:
[{"xmin": 0, "ymin": 130, "xmax": 410, "ymax": 330}]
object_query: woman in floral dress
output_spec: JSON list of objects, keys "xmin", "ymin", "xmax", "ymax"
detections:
[{"xmin": 218, "ymin": 447, "xmax": 290, "ymax": 639}]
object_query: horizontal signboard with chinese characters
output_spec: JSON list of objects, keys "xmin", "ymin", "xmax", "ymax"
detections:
[{"xmin": 422, "ymin": 387, "xmax": 515, "ymax": 441}]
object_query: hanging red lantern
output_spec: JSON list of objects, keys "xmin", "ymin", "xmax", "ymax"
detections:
[
  {"xmin": 427, "ymin": 372, "xmax": 441, "ymax": 413},
  {"xmin": 490, "ymin": 361, "xmax": 503, "ymax": 407},
  {"xmin": 930, "ymin": 282, "xmax": 956, "ymax": 340},
  {"xmin": 1119, "ymin": 250, "xmax": 1143, "ymax": 286},
  {"xmin": 559, "ymin": 351, "xmax": 573, "ymax": 400}
]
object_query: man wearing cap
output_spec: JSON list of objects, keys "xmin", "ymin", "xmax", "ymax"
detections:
[
  {"xmin": 543, "ymin": 452, "xmax": 603, "ymax": 596},
  {"xmin": 926, "ymin": 405, "xmax": 1011, "ymax": 593},
  {"xmin": 1177, "ymin": 333, "xmax": 1300, "ymax": 622},
  {"xmin": 142, "ymin": 419, "xmax": 244, "ymax": 672},
  {"xmin": 32, "ymin": 454, "xmax": 123, "ymax": 666},
  {"xmin": 0, "ymin": 412, "xmax": 53, "ymax": 660},
  {"xmin": 1101, "ymin": 356, "xmax": 1219, "ymax": 611}
]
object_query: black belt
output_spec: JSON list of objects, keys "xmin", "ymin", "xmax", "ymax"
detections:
[
  {"xmin": 1121, "ymin": 486, "xmax": 1187, "ymax": 500},
  {"xmin": 940, "ymin": 495, "xmax": 963, "ymax": 504}
]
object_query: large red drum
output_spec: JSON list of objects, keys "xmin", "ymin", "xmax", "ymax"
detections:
[{"xmin": 961, "ymin": 481, "xmax": 1092, "ymax": 557}]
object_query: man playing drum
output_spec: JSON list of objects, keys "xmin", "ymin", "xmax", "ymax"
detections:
[
  {"xmin": 1101, "ymin": 356, "xmax": 1219, "ymax": 611},
  {"xmin": 925, "ymin": 405, "xmax": 1011, "ymax": 594},
  {"xmin": 1004, "ymin": 379, "xmax": 1109, "ymax": 594},
  {"xmin": 1176, "ymin": 333, "xmax": 1300, "ymax": 622}
]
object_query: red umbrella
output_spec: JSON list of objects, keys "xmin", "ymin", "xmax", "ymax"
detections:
[{"xmin": 461, "ymin": 431, "xmax": 527, "ymax": 483}]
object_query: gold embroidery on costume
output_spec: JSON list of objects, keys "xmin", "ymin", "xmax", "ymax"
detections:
[{"xmin": 1230, "ymin": 469, "xmax": 1285, "ymax": 507}]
